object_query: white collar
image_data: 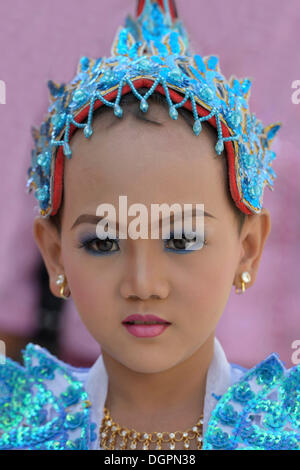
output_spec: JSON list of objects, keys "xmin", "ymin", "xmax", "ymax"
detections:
[{"xmin": 85, "ymin": 336, "xmax": 233, "ymax": 449}]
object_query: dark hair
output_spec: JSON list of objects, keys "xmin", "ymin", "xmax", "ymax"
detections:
[{"xmin": 50, "ymin": 88, "xmax": 246, "ymax": 235}]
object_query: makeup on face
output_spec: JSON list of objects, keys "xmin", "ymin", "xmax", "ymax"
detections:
[{"xmin": 122, "ymin": 313, "xmax": 171, "ymax": 338}]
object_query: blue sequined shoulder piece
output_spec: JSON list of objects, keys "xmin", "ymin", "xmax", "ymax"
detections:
[
  {"xmin": 203, "ymin": 353, "xmax": 300, "ymax": 450},
  {"xmin": 0, "ymin": 343, "xmax": 97, "ymax": 450}
]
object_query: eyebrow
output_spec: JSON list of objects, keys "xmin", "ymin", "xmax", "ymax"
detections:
[
  {"xmin": 71, "ymin": 208, "xmax": 216, "ymax": 230},
  {"xmin": 106, "ymin": 113, "xmax": 162, "ymax": 129}
]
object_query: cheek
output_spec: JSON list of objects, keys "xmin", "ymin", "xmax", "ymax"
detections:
[
  {"xmin": 197, "ymin": 242, "xmax": 238, "ymax": 312},
  {"xmin": 63, "ymin": 252, "xmax": 115, "ymax": 323},
  {"xmin": 178, "ymin": 245, "xmax": 235, "ymax": 318}
]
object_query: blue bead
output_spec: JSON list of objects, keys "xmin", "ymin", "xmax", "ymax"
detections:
[
  {"xmin": 242, "ymin": 152, "xmax": 255, "ymax": 169},
  {"xmin": 84, "ymin": 125, "xmax": 93, "ymax": 138},
  {"xmin": 51, "ymin": 113, "xmax": 66, "ymax": 132},
  {"xmin": 229, "ymin": 111, "xmax": 242, "ymax": 128},
  {"xmin": 235, "ymin": 96, "xmax": 244, "ymax": 112},
  {"xmin": 140, "ymin": 98, "xmax": 149, "ymax": 112},
  {"xmin": 114, "ymin": 104, "xmax": 123, "ymax": 118},
  {"xmin": 167, "ymin": 68, "xmax": 182, "ymax": 83},
  {"xmin": 35, "ymin": 186, "xmax": 49, "ymax": 202},
  {"xmin": 136, "ymin": 58, "xmax": 152, "ymax": 73},
  {"xmin": 73, "ymin": 90, "xmax": 88, "ymax": 103},
  {"xmin": 37, "ymin": 151, "xmax": 49, "ymax": 167},
  {"xmin": 102, "ymin": 69, "xmax": 114, "ymax": 82},
  {"xmin": 193, "ymin": 119, "xmax": 202, "ymax": 136},
  {"xmin": 63, "ymin": 143, "xmax": 72, "ymax": 158},
  {"xmin": 169, "ymin": 106, "xmax": 178, "ymax": 120},
  {"xmin": 199, "ymin": 86, "xmax": 214, "ymax": 102},
  {"xmin": 215, "ymin": 139, "xmax": 224, "ymax": 154},
  {"xmin": 248, "ymin": 183, "xmax": 261, "ymax": 198}
]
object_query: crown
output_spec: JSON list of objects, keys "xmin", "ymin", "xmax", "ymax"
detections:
[{"xmin": 26, "ymin": 0, "xmax": 281, "ymax": 218}]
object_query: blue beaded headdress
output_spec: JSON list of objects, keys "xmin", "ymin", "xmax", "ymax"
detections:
[{"xmin": 26, "ymin": 0, "xmax": 281, "ymax": 218}]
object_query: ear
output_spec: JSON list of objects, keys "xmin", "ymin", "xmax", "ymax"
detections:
[
  {"xmin": 32, "ymin": 216, "xmax": 65, "ymax": 298},
  {"xmin": 235, "ymin": 208, "xmax": 271, "ymax": 289}
]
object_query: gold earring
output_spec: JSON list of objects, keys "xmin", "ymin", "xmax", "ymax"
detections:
[
  {"xmin": 235, "ymin": 271, "xmax": 251, "ymax": 294},
  {"xmin": 56, "ymin": 273, "xmax": 70, "ymax": 300}
]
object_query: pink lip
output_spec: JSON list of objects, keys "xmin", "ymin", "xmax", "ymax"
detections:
[
  {"xmin": 122, "ymin": 314, "xmax": 171, "ymax": 338},
  {"xmin": 123, "ymin": 323, "xmax": 170, "ymax": 338},
  {"xmin": 122, "ymin": 314, "xmax": 171, "ymax": 324}
]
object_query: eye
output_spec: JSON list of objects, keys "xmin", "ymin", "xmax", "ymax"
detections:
[
  {"xmin": 78, "ymin": 236, "xmax": 120, "ymax": 255},
  {"xmin": 77, "ymin": 232, "xmax": 207, "ymax": 256},
  {"xmin": 164, "ymin": 232, "xmax": 207, "ymax": 253}
]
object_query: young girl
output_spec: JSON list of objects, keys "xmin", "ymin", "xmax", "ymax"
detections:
[{"xmin": 0, "ymin": 0, "xmax": 299, "ymax": 451}]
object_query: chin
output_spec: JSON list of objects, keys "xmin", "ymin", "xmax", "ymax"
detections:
[{"xmin": 119, "ymin": 351, "xmax": 182, "ymax": 374}]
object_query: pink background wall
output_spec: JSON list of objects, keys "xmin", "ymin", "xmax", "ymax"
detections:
[{"xmin": 0, "ymin": 0, "xmax": 299, "ymax": 368}]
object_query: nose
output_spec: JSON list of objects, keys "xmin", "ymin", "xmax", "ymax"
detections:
[{"xmin": 119, "ymin": 243, "xmax": 170, "ymax": 301}]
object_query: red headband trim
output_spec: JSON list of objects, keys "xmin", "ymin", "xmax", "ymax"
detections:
[{"xmin": 52, "ymin": 78, "xmax": 251, "ymax": 217}]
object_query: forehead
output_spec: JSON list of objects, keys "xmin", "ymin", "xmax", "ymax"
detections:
[{"xmin": 63, "ymin": 102, "xmax": 226, "ymax": 217}]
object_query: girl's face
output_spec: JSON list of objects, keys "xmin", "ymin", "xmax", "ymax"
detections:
[{"xmin": 34, "ymin": 101, "xmax": 270, "ymax": 373}]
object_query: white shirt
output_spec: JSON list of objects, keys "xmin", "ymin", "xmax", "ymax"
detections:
[{"xmin": 81, "ymin": 336, "xmax": 246, "ymax": 450}]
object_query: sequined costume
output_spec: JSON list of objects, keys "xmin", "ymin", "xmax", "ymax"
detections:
[{"xmin": 0, "ymin": 338, "xmax": 299, "ymax": 450}]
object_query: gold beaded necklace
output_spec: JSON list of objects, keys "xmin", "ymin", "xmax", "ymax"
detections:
[{"xmin": 99, "ymin": 406, "xmax": 204, "ymax": 450}]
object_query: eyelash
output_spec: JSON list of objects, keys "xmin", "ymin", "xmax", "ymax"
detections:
[{"xmin": 77, "ymin": 232, "xmax": 207, "ymax": 256}]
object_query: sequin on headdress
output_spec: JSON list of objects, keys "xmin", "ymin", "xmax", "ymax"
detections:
[{"xmin": 26, "ymin": 0, "xmax": 281, "ymax": 218}]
